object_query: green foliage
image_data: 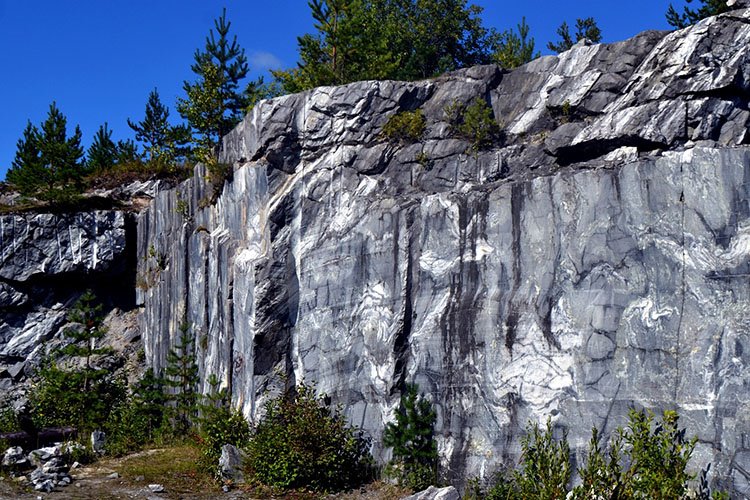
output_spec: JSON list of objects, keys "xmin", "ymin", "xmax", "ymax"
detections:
[
  {"xmin": 274, "ymin": 0, "xmax": 500, "ymax": 92},
  {"xmin": 514, "ymin": 419, "xmax": 571, "ymax": 500},
  {"xmin": 104, "ymin": 368, "xmax": 170, "ymax": 456},
  {"xmin": 612, "ymin": 409, "xmax": 695, "ymax": 499},
  {"xmin": 547, "ymin": 18, "xmax": 602, "ymax": 53},
  {"xmin": 165, "ymin": 322, "xmax": 199, "ymax": 434},
  {"xmin": 87, "ymin": 123, "xmax": 119, "ymax": 171},
  {"xmin": 666, "ymin": 0, "xmax": 729, "ymax": 28},
  {"xmin": 383, "ymin": 384, "xmax": 438, "ymax": 491},
  {"xmin": 128, "ymin": 88, "xmax": 191, "ymax": 164},
  {"xmin": 179, "ymin": 8, "xmax": 262, "ymax": 150},
  {"xmin": 446, "ymin": 97, "xmax": 500, "ymax": 153},
  {"xmin": 201, "ymin": 155, "xmax": 233, "ymax": 205},
  {"xmin": 245, "ymin": 382, "xmax": 373, "ymax": 492},
  {"xmin": 382, "ymin": 109, "xmax": 426, "ymax": 144},
  {"xmin": 28, "ymin": 291, "xmax": 125, "ymax": 433},
  {"xmin": 6, "ymin": 102, "xmax": 85, "ymax": 202},
  {"xmin": 196, "ymin": 374, "xmax": 250, "ymax": 478},
  {"xmin": 494, "ymin": 17, "xmax": 539, "ymax": 69},
  {"xmin": 0, "ymin": 403, "xmax": 19, "ymax": 433},
  {"xmin": 28, "ymin": 360, "xmax": 126, "ymax": 432},
  {"xmin": 471, "ymin": 409, "xmax": 727, "ymax": 500},
  {"xmin": 60, "ymin": 290, "xmax": 113, "ymax": 375}
]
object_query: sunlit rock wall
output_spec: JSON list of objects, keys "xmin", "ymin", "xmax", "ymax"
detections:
[{"xmin": 137, "ymin": 8, "xmax": 750, "ymax": 493}]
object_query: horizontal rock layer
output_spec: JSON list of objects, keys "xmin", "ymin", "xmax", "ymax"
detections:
[{"xmin": 135, "ymin": 9, "xmax": 750, "ymax": 494}]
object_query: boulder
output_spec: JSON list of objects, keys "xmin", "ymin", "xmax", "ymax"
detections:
[
  {"xmin": 401, "ymin": 486, "xmax": 460, "ymax": 500},
  {"xmin": 219, "ymin": 444, "xmax": 245, "ymax": 482}
]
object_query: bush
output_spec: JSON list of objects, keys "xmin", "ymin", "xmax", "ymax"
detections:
[
  {"xmin": 104, "ymin": 368, "xmax": 170, "ymax": 456},
  {"xmin": 473, "ymin": 409, "xmax": 728, "ymax": 500},
  {"xmin": 514, "ymin": 419, "xmax": 570, "ymax": 499},
  {"xmin": 196, "ymin": 375, "xmax": 250, "ymax": 478},
  {"xmin": 245, "ymin": 383, "xmax": 373, "ymax": 492},
  {"xmin": 571, "ymin": 409, "xmax": 720, "ymax": 499},
  {"xmin": 445, "ymin": 97, "xmax": 500, "ymax": 153},
  {"xmin": 383, "ymin": 384, "xmax": 438, "ymax": 491},
  {"xmin": 0, "ymin": 403, "xmax": 19, "ymax": 433},
  {"xmin": 382, "ymin": 109, "xmax": 426, "ymax": 144},
  {"xmin": 28, "ymin": 360, "xmax": 126, "ymax": 432}
]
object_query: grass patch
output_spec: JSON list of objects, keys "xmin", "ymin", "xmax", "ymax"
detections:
[{"xmin": 113, "ymin": 445, "xmax": 218, "ymax": 495}]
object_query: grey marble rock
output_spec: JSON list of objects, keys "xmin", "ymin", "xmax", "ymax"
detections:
[
  {"xmin": 0, "ymin": 210, "xmax": 134, "ymax": 374},
  {"xmin": 135, "ymin": 9, "xmax": 750, "ymax": 496},
  {"xmin": 401, "ymin": 486, "xmax": 459, "ymax": 500},
  {"xmin": 219, "ymin": 444, "xmax": 245, "ymax": 483},
  {"xmin": 0, "ymin": 4, "xmax": 746, "ymax": 497}
]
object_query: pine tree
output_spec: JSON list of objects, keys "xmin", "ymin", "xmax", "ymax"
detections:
[
  {"xmin": 6, "ymin": 122, "xmax": 45, "ymax": 195},
  {"xmin": 547, "ymin": 17, "xmax": 602, "ymax": 53},
  {"xmin": 164, "ymin": 321, "xmax": 199, "ymax": 434},
  {"xmin": 177, "ymin": 60, "xmax": 225, "ymax": 160},
  {"xmin": 494, "ymin": 17, "xmax": 539, "ymax": 69},
  {"xmin": 131, "ymin": 368, "xmax": 168, "ymax": 439},
  {"xmin": 6, "ymin": 103, "xmax": 85, "ymax": 201},
  {"xmin": 28, "ymin": 290, "xmax": 125, "ymax": 432},
  {"xmin": 128, "ymin": 89, "xmax": 191, "ymax": 164},
  {"xmin": 383, "ymin": 384, "xmax": 438, "ymax": 490},
  {"xmin": 274, "ymin": 0, "xmax": 500, "ymax": 93},
  {"xmin": 60, "ymin": 290, "xmax": 113, "ymax": 389},
  {"xmin": 666, "ymin": 0, "xmax": 729, "ymax": 28},
  {"xmin": 115, "ymin": 138, "xmax": 140, "ymax": 164},
  {"xmin": 87, "ymin": 123, "xmax": 118, "ymax": 171},
  {"xmin": 179, "ymin": 8, "xmax": 260, "ymax": 153}
]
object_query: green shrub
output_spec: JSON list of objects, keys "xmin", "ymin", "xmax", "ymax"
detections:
[
  {"xmin": 473, "ymin": 409, "xmax": 728, "ymax": 500},
  {"xmin": 445, "ymin": 97, "xmax": 500, "ymax": 153},
  {"xmin": 197, "ymin": 375, "xmax": 250, "ymax": 478},
  {"xmin": 514, "ymin": 419, "xmax": 570, "ymax": 499},
  {"xmin": 104, "ymin": 368, "xmax": 170, "ymax": 456},
  {"xmin": 28, "ymin": 360, "xmax": 126, "ymax": 432},
  {"xmin": 245, "ymin": 383, "xmax": 373, "ymax": 492},
  {"xmin": 0, "ymin": 403, "xmax": 19, "ymax": 433},
  {"xmin": 383, "ymin": 384, "xmax": 438, "ymax": 491},
  {"xmin": 572, "ymin": 409, "xmax": 704, "ymax": 499},
  {"xmin": 382, "ymin": 109, "xmax": 426, "ymax": 144},
  {"xmin": 27, "ymin": 292, "xmax": 126, "ymax": 433}
]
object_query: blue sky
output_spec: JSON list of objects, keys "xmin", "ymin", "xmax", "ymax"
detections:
[{"xmin": 0, "ymin": 1, "xmax": 693, "ymax": 180}]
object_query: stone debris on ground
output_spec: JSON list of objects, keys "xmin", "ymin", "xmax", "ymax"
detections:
[{"xmin": 401, "ymin": 485, "xmax": 460, "ymax": 500}]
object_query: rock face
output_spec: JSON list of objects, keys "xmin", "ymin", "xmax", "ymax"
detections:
[
  {"xmin": 0, "ymin": 210, "xmax": 134, "ymax": 386},
  {"xmin": 136, "ymin": 8, "xmax": 750, "ymax": 494}
]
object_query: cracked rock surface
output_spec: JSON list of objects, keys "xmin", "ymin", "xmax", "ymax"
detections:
[
  {"xmin": 0, "ymin": 211, "xmax": 134, "ymax": 385},
  {"xmin": 135, "ymin": 8, "xmax": 749, "ymax": 494}
]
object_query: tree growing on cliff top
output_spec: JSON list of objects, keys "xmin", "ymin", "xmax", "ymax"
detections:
[
  {"xmin": 128, "ymin": 89, "xmax": 191, "ymax": 165},
  {"xmin": 179, "ymin": 8, "xmax": 266, "ymax": 155},
  {"xmin": 666, "ymin": 0, "xmax": 730, "ymax": 28},
  {"xmin": 547, "ymin": 17, "xmax": 602, "ymax": 53},
  {"xmin": 274, "ymin": 0, "xmax": 500, "ymax": 92},
  {"xmin": 493, "ymin": 17, "xmax": 539, "ymax": 69},
  {"xmin": 6, "ymin": 102, "xmax": 85, "ymax": 202}
]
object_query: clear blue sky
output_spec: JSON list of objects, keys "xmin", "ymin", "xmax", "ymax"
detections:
[{"xmin": 0, "ymin": 1, "xmax": 692, "ymax": 180}]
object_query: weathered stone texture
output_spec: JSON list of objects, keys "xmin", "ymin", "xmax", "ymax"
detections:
[
  {"xmin": 0, "ymin": 211, "xmax": 131, "ymax": 381},
  {"xmin": 133, "ymin": 8, "xmax": 750, "ymax": 494}
]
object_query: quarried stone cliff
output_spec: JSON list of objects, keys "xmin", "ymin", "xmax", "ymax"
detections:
[
  {"xmin": 133, "ymin": 6, "xmax": 750, "ymax": 493},
  {"xmin": 0, "ymin": 211, "xmax": 134, "ymax": 387}
]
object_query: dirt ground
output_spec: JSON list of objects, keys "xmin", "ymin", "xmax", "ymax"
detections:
[{"xmin": 0, "ymin": 447, "xmax": 412, "ymax": 500}]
